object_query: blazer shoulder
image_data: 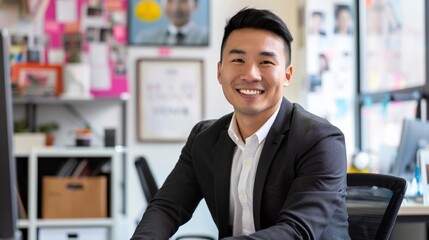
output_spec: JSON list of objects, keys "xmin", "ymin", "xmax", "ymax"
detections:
[
  {"xmin": 192, "ymin": 113, "xmax": 232, "ymax": 135},
  {"xmin": 291, "ymin": 103, "xmax": 343, "ymax": 137}
]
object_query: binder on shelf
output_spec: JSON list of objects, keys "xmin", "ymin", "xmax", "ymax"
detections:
[
  {"xmin": 56, "ymin": 158, "xmax": 79, "ymax": 177},
  {"xmin": 71, "ymin": 159, "xmax": 92, "ymax": 177},
  {"xmin": 91, "ymin": 160, "xmax": 109, "ymax": 176}
]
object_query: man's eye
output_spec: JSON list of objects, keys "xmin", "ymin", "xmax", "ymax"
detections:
[
  {"xmin": 261, "ymin": 60, "xmax": 273, "ymax": 65},
  {"xmin": 232, "ymin": 59, "xmax": 245, "ymax": 63}
]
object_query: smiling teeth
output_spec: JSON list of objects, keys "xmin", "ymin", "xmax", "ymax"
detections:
[{"xmin": 240, "ymin": 89, "xmax": 261, "ymax": 95}]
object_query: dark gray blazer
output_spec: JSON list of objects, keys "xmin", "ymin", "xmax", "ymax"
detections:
[{"xmin": 131, "ymin": 98, "xmax": 350, "ymax": 240}]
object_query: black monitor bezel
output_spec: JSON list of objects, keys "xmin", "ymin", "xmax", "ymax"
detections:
[{"xmin": 0, "ymin": 28, "xmax": 18, "ymax": 240}]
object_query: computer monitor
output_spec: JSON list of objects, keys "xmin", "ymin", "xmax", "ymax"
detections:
[
  {"xmin": 391, "ymin": 119, "xmax": 429, "ymax": 182},
  {"xmin": 0, "ymin": 29, "xmax": 19, "ymax": 240}
]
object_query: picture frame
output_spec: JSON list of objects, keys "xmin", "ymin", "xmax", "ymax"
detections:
[
  {"xmin": 419, "ymin": 149, "xmax": 429, "ymax": 204},
  {"xmin": 11, "ymin": 64, "xmax": 63, "ymax": 97},
  {"xmin": 136, "ymin": 59, "xmax": 204, "ymax": 142},
  {"xmin": 128, "ymin": 0, "xmax": 209, "ymax": 46}
]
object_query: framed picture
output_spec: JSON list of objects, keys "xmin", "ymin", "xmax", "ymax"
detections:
[
  {"xmin": 419, "ymin": 149, "xmax": 429, "ymax": 204},
  {"xmin": 136, "ymin": 59, "xmax": 204, "ymax": 142},
  {"xmin": 128, "ymin": 0, "xmax": 209, "ymax": 46},
  {"xmin": 11, "ymin": 64, "xmax": 63, "ymax": 97}
]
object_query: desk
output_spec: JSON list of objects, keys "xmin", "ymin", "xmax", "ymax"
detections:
[
  {"xmin": 397, "ymin": 202, "xmax": 429, "ymax": 223},
  {"xmin": 393, "ymin": 203, "xmax": 429, "ymax": 240}
]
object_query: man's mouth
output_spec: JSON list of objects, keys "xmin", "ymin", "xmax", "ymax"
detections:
[{"xmin": 238, "ymin": 89, "xmax": 263, "ymax": 95}]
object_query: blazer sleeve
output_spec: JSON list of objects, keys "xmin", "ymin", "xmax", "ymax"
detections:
[
  {"xmin": 223, "ymin": 118, "xmax": 348, "ymax": 240},
  {"xmin": 130, "ymin": 121, "xmax": 210, "ymax": 240}
]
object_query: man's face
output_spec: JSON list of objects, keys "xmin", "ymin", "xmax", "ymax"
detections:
[
  {"xmin": 312, "ymin": 14, "xmax": 322, "ymax": 30},
  {"xmin": 164, "ymin": 0, "xmax": 196, "ymax": 27},
  {"xmin": 337, "ymin": 9, "xmax": 351, "ymax": 32},
  {"xmin": 217, "ymin": 28, "xmax": 293, "ymax": 120}
]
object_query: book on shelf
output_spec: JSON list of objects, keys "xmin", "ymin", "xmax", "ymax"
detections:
[{"xmin": 16, "ymin": 187, "xmax": 27, "ymax": 219}]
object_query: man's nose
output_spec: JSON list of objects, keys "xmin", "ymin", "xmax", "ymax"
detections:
[{"xmin": 240, "ymin": 63, "xmax": 261, "ymax": 81}]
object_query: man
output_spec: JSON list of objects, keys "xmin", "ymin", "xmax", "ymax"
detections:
[
  {"xmin": 131, "ymin": 8, "xmax": 349, "ymax": 239},
  {"xmin": 140, "ymin": 0, "xmax": 208, "ymax": 46},
  {"xmin": 334, "ymin": 5, "xmax": 353, "ymax": 35},
  {"xmin": 309, "ymin": 11, "xmax": 327, "ymax": 36}
]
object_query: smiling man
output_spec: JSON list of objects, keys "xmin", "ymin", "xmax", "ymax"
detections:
[{"xmin": 131, "ymin": 8, "xmax": 350, "ymax": 240}]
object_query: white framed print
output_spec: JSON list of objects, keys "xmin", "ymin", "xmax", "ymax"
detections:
[{"xmin": 136, "ymin": 58, "xmax": 204, "ymax": 142}]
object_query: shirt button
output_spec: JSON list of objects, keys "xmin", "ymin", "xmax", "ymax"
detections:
[
  {"xmin": 244, "ymin": 160, "xmax": 251, "ymax": 166},
  {"xmin": 239, "ymin": 194, "xmax": 247, "ymax": 202}
]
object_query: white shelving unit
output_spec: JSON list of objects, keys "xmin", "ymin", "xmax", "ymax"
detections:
[{"xmin": 16, "ymin": 147, "xmax": 124, "ymax": 240}]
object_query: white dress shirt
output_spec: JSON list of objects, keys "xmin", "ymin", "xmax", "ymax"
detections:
[
  {"xmin": 227, "ymin": 107, "xmax": 280, "ymax": 236},
  {"xmin": 166, "ymin": 22, "xmax": 194, "ymax": 45}
]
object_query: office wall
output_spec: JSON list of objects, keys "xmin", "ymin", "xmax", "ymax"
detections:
[{"xmin": 125, "ymin": 0, "xmax": 301, "ymax": 238}]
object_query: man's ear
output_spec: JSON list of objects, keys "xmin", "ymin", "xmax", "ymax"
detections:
[
  {"xmin": 217, "ymin": 62, "xmax": 222, "ymax": 83},
  {"xmin": 284, "ymin": 65, "xmax": 293, "ymax": 86}
]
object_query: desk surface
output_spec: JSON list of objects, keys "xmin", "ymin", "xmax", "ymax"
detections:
[{"xmin": 399, "ymin": 202, "xmax": 429, "ymax": 216}]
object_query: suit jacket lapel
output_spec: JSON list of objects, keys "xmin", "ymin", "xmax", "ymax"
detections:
[
  {"xmin": 214, "ymin": 128, "xmax": 235, "ymax": 237},
  {"xmin": 253, "ymin": 98, "xmax": 293, "ymax": 230}
]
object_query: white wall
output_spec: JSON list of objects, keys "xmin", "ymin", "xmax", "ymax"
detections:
[{"xmin": 125, "ymin": 1, "xmax": 302, "ymax": 238}]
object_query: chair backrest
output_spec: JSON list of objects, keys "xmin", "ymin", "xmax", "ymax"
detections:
[
  {"xmin": 134, "ymin": 156, "xmax": 216, "ymax": 240},
  {"xmin": 346, "ymin": 173, "xmax": 407, "ymax": 240},
  {"xmin": 135, "ymin": 156, "xmax": 159, "ymax": 203}
]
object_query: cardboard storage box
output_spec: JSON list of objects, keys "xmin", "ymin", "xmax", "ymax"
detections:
[
  {"xmin": 38, "ymin": 227, "xmax": 108, "ymax": 240},
  {"xmin": 42, "ymin": 176, "xmax": 107, "ymax": 219}
]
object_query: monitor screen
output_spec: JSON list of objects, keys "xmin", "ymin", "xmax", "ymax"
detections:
[
  {"xmin": 360, "ymin": 99, "xmax": 418, "ymax": 173},
  {"xmin": 0, "ymin": 29, "xmax": 18, "ymax": 240},
  {"xmin": 391, "ymin": 119, "xmax": 429, "ymax": 182},
  {"xmin": 360, "ymin": 0, "xmax": 426, "ymax": 93}
]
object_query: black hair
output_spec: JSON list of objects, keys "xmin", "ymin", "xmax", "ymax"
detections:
[
  {"xmin": 220, "ymin": 8, "xmax": 293, "ymax": 66},
  {"xmin": 312, "ymin": 11, "xmax": 324, "ymax": 18},
  {"xmin": 335, "ymin": 5, "xmax": 351, "ymax": 19}
]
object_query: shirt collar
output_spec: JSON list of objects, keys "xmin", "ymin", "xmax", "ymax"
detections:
[
  {"xmin": 228, "ymin": 103, "xmax": 281, "ymax": 146},
  {"xmin": 167, "ymin": 22, "xmax": 193, "ymax": 35}
]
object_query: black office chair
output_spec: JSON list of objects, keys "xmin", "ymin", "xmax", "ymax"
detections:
[
  {"xmin": 135, "ymin": 156, "xmax": 215, "ymax": 240},
  {"xmin": 346, "ymin": 173, "xmax": 407, "ymax": 240}
]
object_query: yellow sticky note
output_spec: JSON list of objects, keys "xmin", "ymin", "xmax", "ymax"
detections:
[{"xmin": 135, "ymin": 0, "xmax": 162, "ymax": 22}]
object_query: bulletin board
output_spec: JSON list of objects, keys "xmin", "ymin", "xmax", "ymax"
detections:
[
  {"xmin": 42, "ymin": 0, "xmax": 128, "ymax": 97},
  {"xmin": 304, "ymin": 0, "xmax": 356, "ymax": 155}
]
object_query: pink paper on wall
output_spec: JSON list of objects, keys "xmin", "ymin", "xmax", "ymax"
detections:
[
  {"xmin": 91, "ymin": 61, "xmax": 127, "ymax": 97},
  {"xmin": 89, "ymin": 43, "xmax": 127, "ymax": 97},
  {"xmin": 44, "ymin": 20, "xmax": 63, "ymax": 48},
  {"xmin": 113, "ymin": 25, "xmax": 127, "ymax": 44},
  {"xmin": 90, "ymin": 76, "xmax": 127, "ymax": 97}
]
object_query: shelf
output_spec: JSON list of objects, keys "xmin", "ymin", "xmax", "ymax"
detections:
[
  {"xmin": 12, "ymin": 93, "xmax": 127, "ymax": 240},
  {"xmin": 15, "ymin": 150, "xmax": 31, "ymax": 157},
  {"xmin": 18, "ymin": 220, "xmax": 30, "ymax": 228},
  {"xmin": 14, "ymin": 147, "xmax": 122, "ymax": 240},
  {"xmin": 29, "ymin": 147, "xmax": 117, "ymax": 157},
  {"xmin": 35, "ymin": 219, "xmax": 114, "ymax": 227},
  {"xmin": 13, "ymin": 94, "xmax": 128, "ymax": 105}
]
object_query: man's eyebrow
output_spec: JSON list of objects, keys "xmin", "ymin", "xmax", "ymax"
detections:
[
  {"xmin": 260, "ymin": 51, "xmax": 277, "ymax": 57},
  {"xmin": 228, "ymin": 49, "xmax": 277, "ymax": 57},
  {"xmin": 228, "ymin": 49, "xmax": 245, "ymax": 55}
]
